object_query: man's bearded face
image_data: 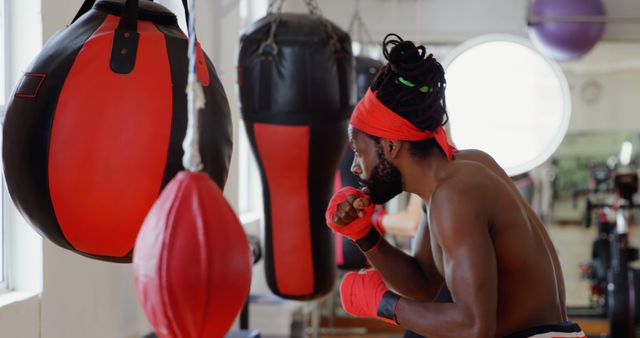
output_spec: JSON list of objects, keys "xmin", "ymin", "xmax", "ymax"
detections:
[{"xmin": 359, "ymin": 146, "xmax": 403, "ymax": 204}]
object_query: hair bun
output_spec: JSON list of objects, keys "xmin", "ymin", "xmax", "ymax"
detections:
[
  {"xmin": 370, "ymin": 33, "xmax": 448, "ymax": 133},
  {"xmin": 383, "ymin": 33, "xmax": 431, "ymax": 75}
]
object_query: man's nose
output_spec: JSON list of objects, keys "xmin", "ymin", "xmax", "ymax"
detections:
[{"xmin": 351, "ymin": 157, "xmax": 361, "ymax": 176}]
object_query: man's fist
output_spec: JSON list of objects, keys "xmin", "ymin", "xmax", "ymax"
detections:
[
  {"xmin": 329, "ymin": 187, "xmax": 372, "ymax": 225},
  {"xmin": 340, "ymin": 269, "xmax": 400, "ymax": 325},
  {"xmin": 326, "ymin": 187, "xmax": 382, "ymax": 251}
]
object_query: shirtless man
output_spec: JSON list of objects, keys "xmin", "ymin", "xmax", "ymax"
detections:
[{"xmin": 325, "ymin": 34, "xmax": 584, "ymax": 338}]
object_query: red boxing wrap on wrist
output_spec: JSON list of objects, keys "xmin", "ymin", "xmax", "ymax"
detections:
[
  {"xmin": 372, "ymin": 207, "xmax": 387, "ymax": 234},
  {"xmin": 340, "ymin": 269, "xmax": 400, "ymax": 325},
  {"xmin": 325, "ymin": 186, "xmax": 376, "ymax": 241}
]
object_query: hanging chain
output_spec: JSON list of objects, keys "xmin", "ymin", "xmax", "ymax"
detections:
[
  {"xmin": 303, "ymin": 0, "xmax": 323, "ymax": 16},
  {"xmin": 303, "ymin": 0, "xmax": 341, "ymax": 53},
  {"xmin": 261, "ymin": 0, "xmax": 341, "ymax": 55},
  {"xmin": 267, "ymin": 0, "xmax": 285, "ymax": 14},
  {"xmin": 347, "ymin": 0, "xmax": 360, "ymax": 35},
  {"xmin": 260, "ymin": 0, "xmax": 286, "ymax": 55},
  {"xmin": 347, "ymin": 0, "xmax": 374, "ymax": 54}
]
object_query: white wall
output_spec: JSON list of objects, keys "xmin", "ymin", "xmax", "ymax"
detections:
[
  {"xmin": 318, "ymin": 0, "xmax": 640, "ymax": 45},
  {"xmin": 561, "ymin": 42, "xmax": 640, "ymax": 133},
  {"xmin": 321, "ymin": 0, "xmax": 529, "ymax": 44},
  {"xmin": 599, "ymin": 0, "xmax": 640, "ymax": 41}
]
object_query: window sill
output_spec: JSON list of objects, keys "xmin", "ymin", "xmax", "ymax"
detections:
[
  {"xmin": 0, "ymin": 290, "xmax": 40, "ymax": 338},
  {"xmin": 239, "ymin": 211, "xmax": 262, "ymax": 235},
  {"xmin": 0, "ymin": 290, "xmax": 39, "ymax": 309}
]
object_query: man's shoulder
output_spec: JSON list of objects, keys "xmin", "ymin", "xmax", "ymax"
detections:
[
  {"xmin": 428, "ymin": 161, "xmax": 496, "ymax": 224},
  {"xmin": 442, "ymin": 158, "xmax": 496, "ymax": 188},
  {"xmin": 427, "ymin": 176, "xmax": 492, "ymax": 241},
  {"xmin": 431, "ymin": 167, "xmax": 490, "ymax": 211},
  {"xmin": 455, "ymin": 149, "xmax": 496, "ymax": 166}
]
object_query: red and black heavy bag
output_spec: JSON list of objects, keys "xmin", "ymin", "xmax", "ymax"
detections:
[
  {"xmin": 1, "ymin": 0, "xmax": 232, "ymax": 262},
  {"xmin": 133, "ymin": 172, "xmax": 252, "ymax": 338},
  {"xmin": 335, "ymin": 56, "xmax": 383, "ymax": 271},
  {"xmin": 238, "ymin": 12, "xmax": 354, "ymax": 299}
]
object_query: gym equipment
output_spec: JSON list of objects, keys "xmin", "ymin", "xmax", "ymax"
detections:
[
  {"xmin": 581, "ymin": 164, "xmax": 639, "ymax": 228},
  {"xmin": 334, "ymin": 3, "xmax": 383, "ymax": 271},
  {"xmin": 572, "ymin": 206, "xmax": 640, "ymax": 338},
  {"xmin": 580, "ymin": 209, "xmax": 614, "ymax": 309},
  {"xmin": 527, "ymin": 0, "xmax": 606, "ymax": 60},
  {"xmin": 134, "ymin": 14, "xmax": 251, "ymax": 337},
  {"xmin": 238, "ymin": 0, "xmax": 354, "ymax": 300},
  {"xmin": 238, "ymin": 234, "xmax": 263, "ymax": 332},
  {"xmin": 355, "ymin": 57, "xmax": 383, "ymax": 101},
  {"xmin": 614, "ymin": 171, "xmax": 639, "ymax": 207},
  {"xmin": 2, "ymin": 0, "xmax": 232, "ymax": 262},
  {"xmin": 133, "ymin": 172, "xmax": 252, "ymax": 338},
  {"xmin": 577, "ymin": 162, "xmax": 612, "ymax": 227},
  {"xmin": 607, "ymin": 209, "xmax": 638, "ymax": 338},
  {"xmin": 335, "ymin": 56, "xmax": 382, "ymax": 271}
]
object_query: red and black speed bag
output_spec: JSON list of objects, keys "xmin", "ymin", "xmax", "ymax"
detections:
[
  {"xmin": 335, "ymin": 56, "xmax": 383, "ymax": 271},
  {"xmin": 238, "ymin": 14, "xmax": 354, "ymax": 299},
  {"xmin": 1, "ymin": 0, "xmax": 232, "ymax": 262},
  {"xmin": 133, "ymin": 171, "xmax": 251, "ymax": 338}
]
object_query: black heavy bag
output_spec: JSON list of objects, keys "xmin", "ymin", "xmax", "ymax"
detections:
[
  {"xmin": 238, "ymin": 7, "xmax": 354, "ymax": 299},
  {"xmin": 2, "ymin": 0, "xmax": 232, "ymax": 262},
  {"xmin": 335, "ymin": 56, "xmax": 383, "ymax": 271}
]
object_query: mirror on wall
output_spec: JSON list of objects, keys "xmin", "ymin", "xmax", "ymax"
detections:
[
  {"xmin": 551, "ymin": 132, "xmax": 640, "ymax": 224},
  {"xmin": 532, "ymin": 42, "xmax": 640, "ymax": 226}
]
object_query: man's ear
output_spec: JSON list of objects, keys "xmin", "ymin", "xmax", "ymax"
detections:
[{"xmin": 380, "ymin": 138, "xmax": 402, "ymax": 159}]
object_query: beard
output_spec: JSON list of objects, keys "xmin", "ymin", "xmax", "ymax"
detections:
[{"xmin": 359, "ymin": 149, "xmax": 403, "ymax": 204}]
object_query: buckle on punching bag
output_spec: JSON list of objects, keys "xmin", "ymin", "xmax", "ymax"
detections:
[{"xmin": 110, "ymin": 29, "xmax": 140, "ymax": 74}]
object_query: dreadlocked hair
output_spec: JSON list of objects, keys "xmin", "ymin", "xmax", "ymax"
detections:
[{"xmin": 368, "ymin": 33, "xmax": 449, "ymax": 159}]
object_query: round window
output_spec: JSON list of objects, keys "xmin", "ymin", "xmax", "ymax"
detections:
[{"xmin": 444, "ymin": 35, "xmax": 571, "ymax": 176}]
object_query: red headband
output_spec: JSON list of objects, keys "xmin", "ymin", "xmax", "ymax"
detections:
[{"xmin": 350, "ymin": 89, "xmax": 457, "ymax": 160}]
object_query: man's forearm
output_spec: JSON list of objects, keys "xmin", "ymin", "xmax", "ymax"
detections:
[
  {"xmin": 365, "ymin": 239, "xmax": 442, "ymax": 301},
  {"xmin": 396, "ymin": 299, "xmax": 495, "ymax": 338}
]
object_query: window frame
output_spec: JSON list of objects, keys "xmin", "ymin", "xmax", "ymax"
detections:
[
  {"xmin": 0, "ymin": 0, "xmax": 8, "ymax": 293},
  {"xmin": 0, "ymin": 121, "xmax": 6, "ymax": 293},
  {"xmin": 237, "ymin": 0, "xmax": 266, "ymax": 223},
  {"xmin": 237, "ymin": 120, "xmax": 263, "ymax": 222}
]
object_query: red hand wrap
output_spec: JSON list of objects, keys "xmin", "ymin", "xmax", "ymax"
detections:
[
  {"xmin": 372, "ymin": 207, "xmax": 387, "ymax": 234},
  {"xmin": 340, "ymin": 269, "xmax": 400, "ymax": 325},
  {"xmin": 325, "ymin": 186, "xmax": 376, "ymax": 241}
]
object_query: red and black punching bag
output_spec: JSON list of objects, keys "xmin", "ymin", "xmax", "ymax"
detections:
[
  {"xmin": 335, "ymin": 56, "xmax": 383, "ymax": 271},
  {"xmin": 238, "ymin": 9, "xmax": 354, "ymax": 299},
  {"xmin": 133, "ymin": 172, "xmax": 252, "ymax": 338},
  {"xmin": 1, "ymin": 0, "xmax": 232, "ymax": 262}
]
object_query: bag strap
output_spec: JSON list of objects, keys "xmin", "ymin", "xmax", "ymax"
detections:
[{"xmin": 71, "ymin": 0, "xmax": 190, "ymax": 29}]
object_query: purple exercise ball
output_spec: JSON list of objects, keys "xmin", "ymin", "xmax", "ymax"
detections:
[{"xmin": 528, "ymin": 0, "xmax": 606, "ymax": 61}]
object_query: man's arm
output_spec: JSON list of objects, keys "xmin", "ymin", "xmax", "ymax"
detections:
[
  {"xmin": 366, "ymin": 205, "xmax": 444, "ymax": 301},
  {"xmin": 395, "ymin": 183, "xmax": 497, "ymax": 338},
  {"xmin": 366, "ymin": 228, "xmax": 444, "ymax": 301},
  {"xmin": 328, "ymin": 189, "xmax": 443, "ymax": 301},
  {"xmin": 380, "ymin": 193, "xmax": 423, "ymax": 237}
]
